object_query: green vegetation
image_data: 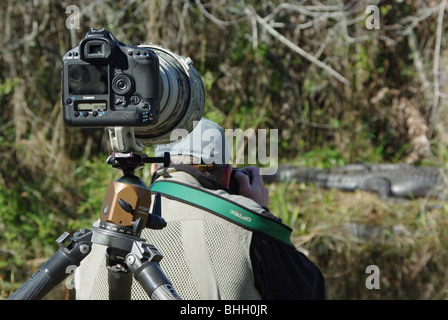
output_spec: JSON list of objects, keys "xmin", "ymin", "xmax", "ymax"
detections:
[{"xmin": 2, "ymin": 0, "xmax": 448, "ymax": 299}]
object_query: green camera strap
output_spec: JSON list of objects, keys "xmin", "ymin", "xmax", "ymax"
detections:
[{"xmin": 150, "ymin": 180, "xmax": 293, "ymax": 247}]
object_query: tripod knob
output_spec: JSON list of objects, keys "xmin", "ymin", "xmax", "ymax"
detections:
[
  {"xmin": 146, "ymin": 193, "xmax": 166, "ymax": 229},
  {"xmin": 118, "ymin": 198, "xmax": 133, "ymax": 213},
  {"xmin": 146, "ymin": 215, "xmax": 167, "ymax": 230}
]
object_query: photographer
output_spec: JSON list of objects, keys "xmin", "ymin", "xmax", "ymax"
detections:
[
  {"xmin": 75, "ymin": 118, "xmax": 325, "ymax": 299},
  {"xmin": 146, "ymin": 118, "xmax": 325, "ymax": 299}
]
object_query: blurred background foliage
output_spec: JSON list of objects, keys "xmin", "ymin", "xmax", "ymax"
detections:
[{"xmin": 1, "ymin": 0, "xmax": 448, "ymax": 299}]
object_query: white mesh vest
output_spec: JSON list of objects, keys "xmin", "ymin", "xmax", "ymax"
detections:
[{"xmin": 75, "ymin": 171, "xmax": 262, "ymax": 300}]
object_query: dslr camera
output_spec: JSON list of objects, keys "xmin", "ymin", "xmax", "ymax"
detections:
[{"xmin": 62, "ymin": 28, "xmax": 204, "ymax": 145}]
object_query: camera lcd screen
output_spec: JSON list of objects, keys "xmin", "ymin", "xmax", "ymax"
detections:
[
  {"xmin": 75, "ymin": 101, "xmax": 107, "ymax": 111},
  {"xmin": 68, "ymin": 64, "xmax": 108, "ymax": 95}
]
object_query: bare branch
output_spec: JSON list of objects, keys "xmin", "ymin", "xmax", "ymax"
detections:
[
  {"xmin": 429, "ymin": 0, "xmax": 447, "ymax": 138},
  {"xmin": 262, "ymin": 3, "xmax": 341, "ymax": 21},
  {"xmin": 395, "ymin": 5, "xmax": 440, "ymax": 37},
  {"xmin": 407, "ymin": 30, "xmax": 430, "ymax": 93},
  {"xmin": 245, "ymin": 6, "xmax": 350, "ymax": 86},
  {"xmin": 249, "ymin": 8, "xmax": 258, "ymax": 49},
  {"xmin": 194, "ymin": 0, "xmax": 246, "ymax": 27}
]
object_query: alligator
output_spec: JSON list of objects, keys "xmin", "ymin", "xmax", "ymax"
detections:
[{"xmin": 264, "ymin": 163, "xmax": 446, "ymax": 199}]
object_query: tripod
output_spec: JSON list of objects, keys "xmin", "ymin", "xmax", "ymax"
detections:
[{"xmin": 8, "ymin": 128, "xmax": 180, "ymax": 300}]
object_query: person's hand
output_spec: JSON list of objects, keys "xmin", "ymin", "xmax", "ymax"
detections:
[{"xmin": 233, "ymin": 166, "xmax": 269, "ymax": 208}]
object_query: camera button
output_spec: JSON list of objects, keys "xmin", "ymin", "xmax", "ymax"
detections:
[{"xmin": 131, "ymin": 95, "xmax": 141, "ymax": 105}]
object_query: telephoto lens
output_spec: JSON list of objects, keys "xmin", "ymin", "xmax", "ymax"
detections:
[{"xmin": 134, "ymin": 44, "xmax": 205, "ymax": 145}]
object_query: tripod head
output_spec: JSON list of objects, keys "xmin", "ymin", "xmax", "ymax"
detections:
[{"xmin": 99, "ymin": 127, "xmax": 170, "ymax": 237}]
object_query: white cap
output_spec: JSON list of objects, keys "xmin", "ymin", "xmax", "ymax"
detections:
[{"xmin": 154, "ymin": 118, "xmax": 233, "ymax": 165}]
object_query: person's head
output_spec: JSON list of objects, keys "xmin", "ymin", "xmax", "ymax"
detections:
[{"xmin": 152, "ymin": 118, "xmax": 233, "ymax": 188}]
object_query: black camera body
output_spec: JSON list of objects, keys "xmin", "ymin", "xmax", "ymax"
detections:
[{"xmin": 62, "ymin": 29, "xmax": 160, "ymax": 127}]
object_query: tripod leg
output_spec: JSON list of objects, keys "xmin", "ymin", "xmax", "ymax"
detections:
[
  {"xmin": 125, "ymin": 241, "xmax": 180, "ymax": 300},
  {"xmin": 106, "ymin": 248, "xmax": 132, "ymax": 300},
  {"xmin": 8, "ymin": 229, "xmax": 92, "ymax": 300},
  {"xmin": 108, "ymin": 267, "xmax": 132, "ymax": 300}
]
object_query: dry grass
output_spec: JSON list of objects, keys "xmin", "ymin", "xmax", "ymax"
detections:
[{"xmin": 270, "ymin": 182, "xmax": 448, "ymax": 299}]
